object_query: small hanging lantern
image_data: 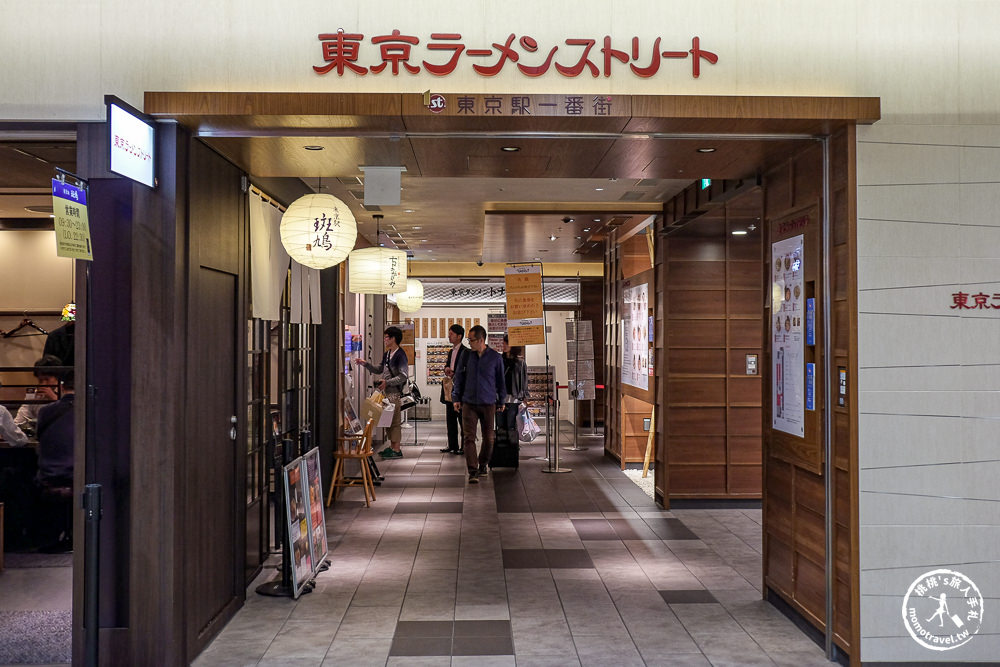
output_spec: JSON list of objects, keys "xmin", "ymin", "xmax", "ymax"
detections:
[
  {"xmin": 395, "ymin": 279, "xmax": 424, "ymax": 312},
  {"xmin": 349, "ymin": 215, "xmax": 408, "ymax": 294},
  {"xmin": 279, "ymin": 193, "xmax": 357, "ymax": 269}
]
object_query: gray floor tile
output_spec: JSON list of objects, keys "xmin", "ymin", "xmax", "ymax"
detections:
[
  {"xmin": 389, "ymin": 636, "xmax": 453, "ymax": 656},
  {"xmin": 192, "ymin": 422, "xmax": 822, "ymax": 665}
]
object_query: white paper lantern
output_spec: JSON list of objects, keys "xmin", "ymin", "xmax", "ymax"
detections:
[
  {"xmin": 395, "ymin": 279, "xmax": 424, "ymax": 312},
  {"xmin": 349, "ymin": 246, "xmax": 408, "ymax": 294},
  {"xmin": 279, "ymin": 194, "xmax": 357, "ymax": 269}
]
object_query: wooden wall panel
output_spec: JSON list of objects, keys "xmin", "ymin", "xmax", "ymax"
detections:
[
  {"xmin": 670, "ymin": 465, "xmax": 726, "ymax": 494},
  {"xmin": 761, "ymin": 128, "xmax": 858, "ymax": 657},
  {"xmin": 667, "ymin": 320, "xmax": 726, "ymax": 347},
  {"xmin": 669, "ymin": 349, "xmax": 726, "ymax": 375},
  {"xmin": 662, "ymin": 189, "xmax": 764, "ymax": 499}
]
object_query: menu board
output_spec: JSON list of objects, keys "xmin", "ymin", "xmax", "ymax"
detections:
[
  {"xmin": 621, "ymin": 283, "xmax": 649, "ymax": 390},
  {"xmin": 771, "ymin": 235, "xmax": 805, "ymax": 437},
  {"xmin": 283, "ymin": 448, "xmax": 330, "ymax": 598},
  {"xmin": 425, "ymin": 342, "xmax": 452, "ymax": 385},
  {"xmin": 283, "ymin": 458, "xmax": 313, "ymax": 597},
  {"xmin": 303, "ymin": 449, "xmax": 329, "ymax": 567}
]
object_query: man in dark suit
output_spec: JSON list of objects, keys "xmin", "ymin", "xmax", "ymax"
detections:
[{"xmin": 439, "ymin": 324, "xmax": 468, "ymax": 454}]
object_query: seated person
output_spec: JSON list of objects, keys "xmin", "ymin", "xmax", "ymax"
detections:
[
  {"xmin": 0, "ymin": 398, "xmax": 28, "ymax": 446},
  {"xmin": 14, "ymin": 355, "xmax": 63, "ymax": 434},
  {"xmin": 35, "ymin": 367, "xmax": 75, "ymax": 551}
]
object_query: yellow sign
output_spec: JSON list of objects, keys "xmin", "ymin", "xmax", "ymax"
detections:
[
  {"xmin": 507, "ymin": 323, "xmax": 545, "ymax": 346},
  {"xmin": 505, "ymin": 264, "xmax": 545, "ymax": 345},
  {"xmin": 51, "ymin": 179, "xmax": 93, "ymax": 261}
]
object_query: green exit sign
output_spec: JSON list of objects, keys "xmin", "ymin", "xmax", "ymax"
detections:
[{"xmin": 700, "ymin": 179, "xmax": 711, "ymax": 190}]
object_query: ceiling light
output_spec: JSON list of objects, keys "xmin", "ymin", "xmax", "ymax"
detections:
[
  {"xmin": 575, "ymin": 236, "xmax": 582, "ymax": 239},
  {"xmin": 697, "ymin": 147, "xmax": 716, "ymax": 153},
  {"xmin": 420, "ymin": 239, "xmax": 428, "ymax": 242},
  {"xmin": 594, "ymin": 187, "xmax": 604, "ymax": 191},
  {"xmin": 501, "ymin": 146, "xmax": 520, "ymax": 152},
  {"xmin": 304, "ymin": 145, "xmax": 324, "ymax": 151},
  {"xmin": 413, "ymin": 226, "xmax": 422, "ymax": 230},
  {"xmin": 583, "ymin": 227, "xmax": 591, "ymax": 232},
  {"xmin": 427, "ymin": 249, "xmax": 433, "ymax": 252},
  {"xmin": 732, "ymin": 230, "xmax": 748, "ymax": 236},
  {"xmin": 593, "ymin": 218, "xmax": 600, "ymax": 222},
  {"xmin": 404, "ymin": 209, "xmax": 415, "ymax": 213},
  {"xmin": 549, "ymin": 234, "xmax": 557, "ymax": 241},
  {"xmin": 533, "ymin": 257, "xmax": 541, "ymax": 261}
]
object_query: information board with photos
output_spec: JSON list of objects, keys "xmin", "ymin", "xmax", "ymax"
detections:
[{"xmin": 771, "ymin": 235, "xmax": 805, "ymax": 437}]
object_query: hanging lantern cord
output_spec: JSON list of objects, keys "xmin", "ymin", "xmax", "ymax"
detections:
[{"xmin": 374, "ymin": 214, "xmax": 383, "ymax": 246}]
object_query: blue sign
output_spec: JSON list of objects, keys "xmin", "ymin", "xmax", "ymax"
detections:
[
  {"xmin": 700, "ymin": 178, "xmax": 711, "ymax": 190},
  {"xmin": 806, "ymin": 298, "xmax": 815, "ymax": 346},
  {"xmin": 52, "ymin": 179, "xmax": 87, "ymax": 206},
  {"xmin": 806, "ymin": 363, "xmax": 815, "ymax": 411}
]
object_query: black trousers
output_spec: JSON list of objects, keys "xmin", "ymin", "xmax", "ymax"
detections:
[{"xmin": 444, "ymin": 400, "xmax": 462, "ymax": 451}]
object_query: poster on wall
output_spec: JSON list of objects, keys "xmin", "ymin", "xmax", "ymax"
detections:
[
  {"xmin": 621, "ymin": 283, "xmax": 649, "ymax": 390},
  {"xmin": 771, "ymin": 234, "xmax": 805, "ymax": 437},
  {"xmin": 283, "ymin": 458, "xmax": 313, "ymax": 597}
]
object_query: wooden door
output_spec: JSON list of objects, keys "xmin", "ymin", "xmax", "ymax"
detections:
[{"xmin": 183, "ymin": 140, "xmax": 246, "ymax": 659}]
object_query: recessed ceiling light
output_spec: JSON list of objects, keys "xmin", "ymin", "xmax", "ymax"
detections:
[
  {"xmin": 583, "ymin": 227, "xmax": 591, "ymax": 232},
  {"xmin": 501, "ymin": 146, "xmax": 520, "ymax": 152},
  {"xmin": 427, "ymin": 249, "xmax": 433, "ymax": 252},
  {"xmin": 413, "ymin": 226, "xmax": 422, "ymax": 230},
  {"xmin": 404, "ymin": 209, "xmax": 415, "ymax": 213},
  {"xmin": 594, "ymin": 187, "xmax": 604, "ymax": 191},
  {"xmin": 304, "ymin": 145, "xmax": 324, "ymax": 151},
  {"xmin": 420, "ymin": 239, "xmax": 428, "ymax": 242},
  {"xmin": 732, "ymin": 230, "xmax": 748, "ymax": 236},
  {"xmin": 697, "ymin": 147, "xmax": 716, "ymax": 153},
  {"xmin": 549, "ymin": 234, "xmax": 557, "ymax": 241},
  {"xmin": 593, "ymin": 218, "xmax": 600, "ymax": 222},
  {"xmin": 533, "ymin": 257, "xmax": 541, "ymax": 261},
  {"xmin": 575, "ymin": 236, "xmax": 582, "ymax": 239}
]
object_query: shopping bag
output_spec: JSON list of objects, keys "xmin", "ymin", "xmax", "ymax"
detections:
[
  {"xmin": 377, "ymin": 400, "xmax": 396, "ymax": 427},
  {"xmin": 362, "ymin": 393, "xmax": 386, "ymax": 428},
  {"xmin": 516, "ymin": 404, "xmax": 541, "ymax": 443}
]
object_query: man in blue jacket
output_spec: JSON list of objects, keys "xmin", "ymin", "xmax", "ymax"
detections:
[{"xmin": 452, "ymin": 325, "xmax": 506, "ymax": 484}]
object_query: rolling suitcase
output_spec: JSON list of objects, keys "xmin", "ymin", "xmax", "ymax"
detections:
[{"xmin": 489, "ymin": 407, "xmax": 520, "ymax": 469}]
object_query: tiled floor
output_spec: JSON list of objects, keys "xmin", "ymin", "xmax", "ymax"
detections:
[{"xmin": 194, "ymin": 422, "xmax": 830, "ymax": 666}]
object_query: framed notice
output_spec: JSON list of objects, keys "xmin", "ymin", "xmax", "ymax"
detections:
[
  {"xmin": 505, "ymin": 264, "xmax": 545, "ymax": 345},
  {"xmin": 771, "ymin": 235, "xmax": 805, "ymax": 437},
  {"xmin": 621, "ymin": 283, "xmax": 649, "ymax": 390},
  {"xmin": 283, "ymin": 457, "xmax": 313, "ymax": 597}
]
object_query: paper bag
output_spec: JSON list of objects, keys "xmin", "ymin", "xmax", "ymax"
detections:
[
  {"xmin": 361, "ymin": 395, "xmax": 385, "ymax": 429},
  {"xmin": 377, "ymin": 400, "xmax": 396, "ymax": 427}
]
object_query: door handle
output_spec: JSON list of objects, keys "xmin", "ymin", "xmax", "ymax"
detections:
[{"xmin": 230, "ymin": 415, "xmax": 238, "ymax": 441}]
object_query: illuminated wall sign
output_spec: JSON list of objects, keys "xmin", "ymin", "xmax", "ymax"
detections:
[
  {"xmin": 700, "ymin": 178, "xmax": 711, "ymax": 190},
  {"xmin": 315, "ymin": 30, "xmax": 717, "ymax": 80},
  {"xmin": 107, "ymin": 96, "xmax": 155, "ymax": 188}
]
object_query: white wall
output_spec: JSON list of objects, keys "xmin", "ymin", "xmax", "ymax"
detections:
[
  {"xmin": 0, "ymin": 230, "xmax": 75, "ymax": 367},
  {"xmin": 3, "ymin": 1, "xmax": 1000, "ymax": 124},
  {"xmin": 856, "ymin": 125, "xmax": 1000, "ymax": 662}
]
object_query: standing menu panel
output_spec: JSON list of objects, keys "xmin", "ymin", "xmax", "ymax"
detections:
[{"xmin": 771, "ymin": 235, "xmax": 805, "ymax": 437}]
